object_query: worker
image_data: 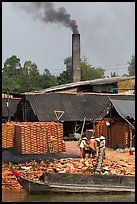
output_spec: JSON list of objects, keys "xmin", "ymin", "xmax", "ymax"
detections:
[
  {"xmin": 89, "ymin": 136, "xmax": 97, "ymax": 158},
  {"xmin": 49, "ymin": 136, "xmax": 55, "ymax": 153},
  {"xmin": 79, "ymin": 137, "xmax": 87, "ymax": 158},
  {"xmin": 84, "ymin": 139, "xmax": 91, "ymax": 158},
  {"xmin": 95, "ymin": 137, "xmax": 100, "ymax": 157},
  {"xmin": 94, "ymin": 135, "xmax": 106, "ymax": 174}
]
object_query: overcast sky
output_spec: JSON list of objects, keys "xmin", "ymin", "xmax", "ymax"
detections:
[{"xmin": 2, "ymin": 2, "xmax": 135, "ymax": 77}]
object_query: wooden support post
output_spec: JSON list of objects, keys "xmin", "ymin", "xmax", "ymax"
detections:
[
  {"xmin": 80, "ymin": 116, "xmax": 86, "ymax": 140},
  {"xmin": 129, "ymin": 124, "xmax": 133, "ymax": 150}
]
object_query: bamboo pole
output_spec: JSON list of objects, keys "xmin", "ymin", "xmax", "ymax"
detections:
[
  {"xmin": 129, "ymin": 124, "xmax": 133, "ymax": 150},
  {"xmin": 80, "ymin": 116, "xmax": 86, "ymax": 140}
]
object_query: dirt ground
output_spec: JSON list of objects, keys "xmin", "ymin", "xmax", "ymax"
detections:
[
  {"xmin": 2, "ymin": 141, "xmax": 135, "ymax": 163},
  {"xmin": 64, "ymin": 141, "xmax": 135, "ymax": 162}
]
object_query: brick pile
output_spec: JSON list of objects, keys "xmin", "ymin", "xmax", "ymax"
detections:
[
  {"xmin": 2, "ymin": 121, "xmax": 66, "ymax": 154},
  {"xmin": 94, "ymin": 118, "xmax": 132, "ymax": 148},
  {"xmin": 2, "ymin": 122, "xmax": 15, "ymax": 148},
  {"xmin": 94, "ymin": 118, "xmax": 108, "ymax": 144},
  {"xmin": 14, "ymin": 122, "xmax": 65, "ymax": 154},
  {"xmin": 2, "ymin": 153, "xmax": 135, "ymax": 190},
  {"xmin": 111, "ymin": 121, "xmax": 129, "ymax": 148}
]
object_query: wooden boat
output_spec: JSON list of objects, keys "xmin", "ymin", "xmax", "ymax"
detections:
[{"xmin": 11, "ymin": 169, "xmax": 135, "ymax": 194}]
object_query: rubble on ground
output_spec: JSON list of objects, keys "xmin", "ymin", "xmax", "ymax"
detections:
[{"xmin": 2, "ymin": 155, "xmax": 135, "ymax": 191}]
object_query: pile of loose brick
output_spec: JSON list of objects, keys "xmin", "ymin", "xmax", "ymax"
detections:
[
  {"xmin": 2, "ymin": 122, "xmax": 66, "ymax": 154},
  {"xmin": 2, "ymin": 155, "xmax": 135, "ymax": 190}
]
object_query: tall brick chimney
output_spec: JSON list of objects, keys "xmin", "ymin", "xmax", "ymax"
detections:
[{"xmin": 72, "ymin": 34, "xmax": 81, "ymax": 82}]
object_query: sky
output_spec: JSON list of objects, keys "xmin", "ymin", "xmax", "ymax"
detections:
[{"xmin": 2, "ymin": 2, "xmax": 135, "ymax": 77}]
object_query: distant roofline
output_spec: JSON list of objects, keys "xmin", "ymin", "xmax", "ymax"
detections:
[
  {"xmin": 23, "ymin": 91, "xmax": 135, "ymax": 97},
  {"xmin": 32, "ymin": 76, "xmax": 135, "ymax": 93},
  {"xmin": 6, "ymin": 76, "xmax": 134, "ymax": 95}
]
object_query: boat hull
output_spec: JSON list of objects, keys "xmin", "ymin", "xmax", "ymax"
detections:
[{"xmin": 12, "ymin": 170, "xmax": 135, "ymax": 194}]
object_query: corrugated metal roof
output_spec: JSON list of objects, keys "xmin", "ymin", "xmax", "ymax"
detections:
[
  {"xmin": 23, "ymin": 93, "xmax": 135, "ymax": 122},
  {"xmin": 110, "ymin": 99, "xmax": 135, "ymax": 120},
  {"xmin": 31, "ymin": 76, "xmax": 135, "ymax": 93},
  {"xmin": 108, "ymin": 94, "xmax": 135, "ymax": 101}
]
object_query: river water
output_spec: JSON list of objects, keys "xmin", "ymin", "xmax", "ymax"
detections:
[{"xmin": 2, "ymin": 190, "xmax": 135, "ymax": 202}]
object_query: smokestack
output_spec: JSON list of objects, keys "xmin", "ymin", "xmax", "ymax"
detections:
[{"xmin": 72, "ymin": 34, "xmax": 81, "ymax": 83}]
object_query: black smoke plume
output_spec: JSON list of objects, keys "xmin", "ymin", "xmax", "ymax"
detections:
[{"xmin": 14, "ymin": 2, "xmax": 79, "ymax": 34}]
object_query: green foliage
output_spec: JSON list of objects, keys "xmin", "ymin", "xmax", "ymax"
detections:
[
  {"xmin": 128, "ymin": 55, "xmax": 135, "ymax": 76},
  {"xmin": 57, "ymin": 56, "xmax": 105, "ymax": 85},
  {"xmin": 2, "ymin": 55, "xmax": 22, "ymax": 92},
  {"xmin": 6, "ymin": 54, "xmax": 135, "ymax": 93},
  {"xmin": 40, "ymin": 68, "xmax": 58, "ymax": 88},
  {"xmin": 17, "ymin": 61, "xmax": 32, "ymax": 92},
  {"xmin": 3, "ymin": 53, "xmax": 133, "ymax": 94},
  {"xmin": 2, "ymin": 55, "xmax": 105, "ymax": 93},
  {"xmin": 2, "ymin": 55, "xmax": 21, "ymax": 79},
  {"xmin": 2, "ymin": 56, "xmax": 41, "ymax": 92},
  {"xmin": 2, "ymin": 75, "xmax": 20, "ymax": 92},
  {"xmin": 57, "ymin": 56, "xmax": 72, "ymax": 84},
  {"xmin": 27, "ymin": 62, "xmax": 41, "ymax": 91},
  {"xmin": 2, "ymin": 55, "xmax": 58, "ymax": 93},
  {"xmin": 81, "ymin": 57, "xmax": 105, "ymax": 81}
]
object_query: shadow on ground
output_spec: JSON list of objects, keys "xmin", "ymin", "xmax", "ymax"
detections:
[{"xmin": 2, "ymin": 148, "xmax": 79, "ymax": 164}]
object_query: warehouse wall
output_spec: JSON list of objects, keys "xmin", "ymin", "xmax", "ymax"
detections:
[{"xmin": 94, "ymin": 117, "xmax": 135, "ymax": 149}]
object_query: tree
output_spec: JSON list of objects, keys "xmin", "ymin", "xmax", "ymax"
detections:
[
  {"xmin": 28, "ymin": 62, "xmax": 41, "ymax": 91},
  {"xmin": 81, "ymin": 57, "xmax": 105, "ymax": 81},
  {"xmin": 2, "ymin": 55, "xmax": 22, "ymax": 92},
  {"xmin": 57, "ymin": 56, "xmax": 105, "ymax": 85},
  {"xmin": 128, "ymin": 55, "xmax": 135, "ymax": 76},
  {"xmin": 17, "ymin": 61, "xmax": 35, "ymax": 92},
  {"xmin": 40, "ymin": 68, "xmax": 58, "ymax": 88},
  {"xmin": 2, "ymin": 57, "xmax": 42, "ymax": 92},
  {"xmin": 2, "ymin": 54, "xmax": 106, "ymax": 93},
  {"xmin": 2, "ymin": 55, "xmax": 21, "ymax": 79},
  {"xmin": 2, "ymin": 75, "xmax": 20, "ymax": 92},
  {"xmin": 57, "ymin": 57, "xmax": 72, "ymax": 85}
]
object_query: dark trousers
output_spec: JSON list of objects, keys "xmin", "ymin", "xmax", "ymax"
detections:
[
  {"xmin": 83, "ymin": 149, "xmax": 90, "ymax": 158},
  {"xmin": 90, "ymin": 148, "xmax": 96, "ymax": 158}
]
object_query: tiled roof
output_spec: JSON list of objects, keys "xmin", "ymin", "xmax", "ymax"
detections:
[
  {"xmin": 2, "ymin": 98, "xmax": 21, "ymax": 117},
  {"xmin": 22, "ymin": 93, "xmax": 135, "ymax": 122}
]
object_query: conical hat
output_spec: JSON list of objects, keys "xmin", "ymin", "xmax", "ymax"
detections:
[
  {"xmin": 91, "ymin": 136, "xmax": 95, "ymax": 139},
  {"xmin": 103, "ymin": 166, "xmax": 109, "ymax": 171},
  {"xmin": 100, "ymin": 136, "xmax": 105, "ymax": 140},
  {"xmin": 82, "ymin": 137, "xmax": 87, "ymax": 140}
]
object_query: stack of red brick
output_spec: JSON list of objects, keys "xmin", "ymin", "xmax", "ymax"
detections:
[
  {"xmin": 2, "ymin": 122, "xmax": 15, "ymax": 148},
  {"xmin": 2, "ymin": 122, "xmax": 66, "ymax": 154},
  {"xmin": 94, "ymin": 118, "xmax": 131, "ymax": 148},
  {"xmin": 110, "ymin": 120, "xmax": 129, "ymax": 148}
]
